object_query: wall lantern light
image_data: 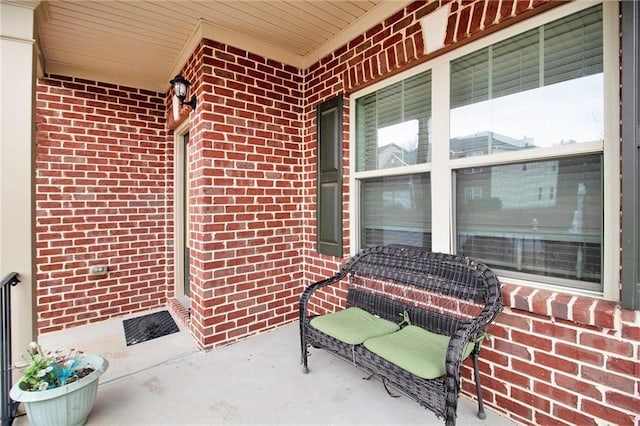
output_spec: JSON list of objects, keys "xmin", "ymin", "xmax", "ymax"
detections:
[{"xmin": 170, "ymin": 74, "xmax": 197, "ymax": 111}]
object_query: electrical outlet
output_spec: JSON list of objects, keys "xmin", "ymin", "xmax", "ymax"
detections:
[{"xmin": 90, "ymin": 265, "xmax": 108, "ymax": 275}]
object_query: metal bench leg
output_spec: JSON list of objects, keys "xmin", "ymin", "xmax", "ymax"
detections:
[
  {"xmin": 300, "ymin": 324, "xmax": 310, "ymax": 374},
  {"xmin": 472, "ymin": 349, "xmax": 486, "ymax": 419},
  {"xmin": 302, "ymin": 343, "xmax": 310, "ymax": 374}
]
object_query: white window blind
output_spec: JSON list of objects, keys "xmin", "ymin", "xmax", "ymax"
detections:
[
  {"xmin": 456, "ymin": 154, "xmax": 603, "ymax": 289},
  {"xmin": 356, "ymin": 70, "xmax": 432, "ymax": 172},
  {"xmin": 451, "ymin": 4, "xmax": 603, "ymax": 108},
  {"xmin": 450, "ymin": 48, "xmax": 489, "ymax": 109},
  {"xmin": 544, "ymin": 6, "xmax": 603, "ymax": 86},
  {"xmin": 361, "ymin": 173, "xmax": 431, "ymax": 249},
  {"xmin": 492, "ymin": 29, "xmax": 540, "ymax": 98}
]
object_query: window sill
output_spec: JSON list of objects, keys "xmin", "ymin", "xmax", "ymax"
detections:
[{"xmin": 501, "ymin": 282, "xmax": 620, "ymax": 330}]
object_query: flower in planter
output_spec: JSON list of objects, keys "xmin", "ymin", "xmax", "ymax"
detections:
[{"xmin": 18, "ymin": 342, "xmax": 95, "ymax": 392}]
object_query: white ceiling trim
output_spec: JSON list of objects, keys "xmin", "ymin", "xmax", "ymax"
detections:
[{"xmin": 168, "ymin": 0, "xmax": 414, "ymax": 88}]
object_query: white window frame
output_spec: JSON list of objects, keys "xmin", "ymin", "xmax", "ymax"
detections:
[
  {"xmin": 349, "ymin": 1, "xmax": 620, "ymax": 301},
  {"xmin": 464, "ymin": 187, "xmax": 482, "ymax": 200}
]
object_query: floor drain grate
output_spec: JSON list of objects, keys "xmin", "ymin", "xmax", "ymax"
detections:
[{"xmin": 123, "ymin": 310, "xmax": 179, "ymax": 346}]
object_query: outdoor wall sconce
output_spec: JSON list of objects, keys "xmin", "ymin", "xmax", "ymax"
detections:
[{"xmin": 170, "ymin": 74, "xmax": 197, "ymax": 111}]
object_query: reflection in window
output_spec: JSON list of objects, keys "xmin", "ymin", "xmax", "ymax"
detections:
[
  {"xmin": 356, "ymin": 71, "xmax": 431, "ymax": 171},
  {"xmin": 464, "ymin": 187, "xmax": 482, "ymax": 201},
  {"xmin": 450, "ymin": 75, "xmax": 603, "ymax": 155},
  {"xmin": 450, "ymin": 5, "xmax": 603, "ymax": 158},
  {"xmin": 377, "ymin": 120, "xmax": 419, "ymax": 169},
  {"xmin": 456, "ymin": 155, "xmax": 602, "ymax": 287},
  {"xmin": 361, "ymin": 173, "xmax": 431, "ymax": 249}
]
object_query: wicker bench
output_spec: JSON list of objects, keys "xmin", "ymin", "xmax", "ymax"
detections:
[{"xmin": 299, "ymin": 246, "xmax": 502, "ymax": 426}]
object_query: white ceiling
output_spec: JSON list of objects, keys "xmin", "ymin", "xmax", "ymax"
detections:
[{"xmin": 31, "ymin": 0, "xmax": 413, "ymax": 92}]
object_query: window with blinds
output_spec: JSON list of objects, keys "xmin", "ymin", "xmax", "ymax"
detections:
[
  {"xmin": 456, "ymin": 155, "xmax": 603, "ymax": 290},
  {"xmin": 361, "ymin": 173, "xmax": 431, "ymax": 250},
  {"xmin": 352, "ymin": 3, "xmax": 612, "ymax": 292},
  {"xmin": 450, "ymin": 5, "xmax": 603, "ymax": 155},
  {"xmin": 356, "ymin": 70, "xmax": 431, "ymax": 172},
  {"xmin": 449, "ymin": 4, "xmax": 605, "ymax": 289}
]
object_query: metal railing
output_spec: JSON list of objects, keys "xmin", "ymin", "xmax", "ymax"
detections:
[{"xmin": 1, "ymin": 272, "xmax": 20, "ymax": 426}]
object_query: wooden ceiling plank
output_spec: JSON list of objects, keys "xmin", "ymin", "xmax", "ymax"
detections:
[
  {"xmin": 179, "ymin": 0, "xmax": 323, "ymax": 54},
  {"xmin": 43, "ymin": 34, "xmax": 176, "ymax": 64},
  {"xmin": 36, "ymin": 0, "xmax": 409, "ymax": 91},
  {"xmin": 48, "ymin": 2, "xmax": 189, "ymax": 43},
  {"xmin": 329, "ymin": 1, "xmax": 377, "ymax": 17},
  {"xmin": 286, "ymin": 2, "xmax": 352, "ymax": 29},
  {"xmin": 255, "ymin": 0, "xmax": 342, "ymax": 39},
  {"xmin": 42, "ymin": 19, "xmax": 184, "ymax": 50},
  {"xmin": 41, "ymin": 19, "xmax": 185, "ymax": 51},
  {"xmin": 211, "ymin": 0, "xmax": 329, "ymax": 43},
  {"xmin": 224, "ymin": 0, "xmax": 334, "ymax": 47},
  {"xmin": 60, "ymin": 0, "xmax": 194, "ymax": 28}
]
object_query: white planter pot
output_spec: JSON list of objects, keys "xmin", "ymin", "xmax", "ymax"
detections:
[{"xmin": 9, "ymin": 354, "xmax": 108, "ymax": 426}]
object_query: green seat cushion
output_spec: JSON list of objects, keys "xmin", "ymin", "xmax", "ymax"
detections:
[
  {"xmin": 310, "ymin": 307, "xmax": 400, "ymax": 345},
  {"xmin": 363, "ymin": 325, "xmax": 478, "ymax": 379}
]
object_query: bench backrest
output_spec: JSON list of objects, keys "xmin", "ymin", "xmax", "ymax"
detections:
[{"xmin": 343, "ymin": 246, "xmax": 502, "ymax": 338}]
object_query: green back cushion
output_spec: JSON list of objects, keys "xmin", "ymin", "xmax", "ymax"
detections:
[
  {"xmin": 310, "ymin": 307, "xmax": 400, "ymax": 345},
  {"xmin": 363, "ymin": 325, "xmax": 478, "ymax": 379}
]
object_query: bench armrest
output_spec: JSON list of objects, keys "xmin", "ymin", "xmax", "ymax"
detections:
[
  {"xmin": 298, "ymin": 260, "xmax": 356, "ymax": 369},
  {"xmin": 298, "ymin": 271, "xmax": 347, "ymax": 320},
  {"xmin": 444, "ymin": 288, "xmax": 502, "ymax": 422},
  {"xmin": 298, "ymin": 249, "xmax": 374, "ymax": 320}
]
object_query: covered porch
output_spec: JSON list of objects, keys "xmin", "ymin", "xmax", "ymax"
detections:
[
  {"xmin": 2, "ymin": 0, "xmax": 640, "ymax": 425},
  {"xmin": 12, "ymin": 309, "xmax": 514, "ymax": 425}
]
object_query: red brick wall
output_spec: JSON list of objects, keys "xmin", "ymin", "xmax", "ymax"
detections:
[
  {"xmin": 33, "ymin": 0, "xmax": 640, "ymax": 424},
  {"xmin": 301, "ymin": 1, "xmax": 640, "ymax": 425},
  {"xmin": 175, "ymin": 40, "xmax": 305, "ymax": 349},
  {"xmin": 487, "ymin": 285, "xmax": 640, "ymax": 425},
  {"xmin": 35, "ymin": 76, "xmax": 173, "ymax": 333}
]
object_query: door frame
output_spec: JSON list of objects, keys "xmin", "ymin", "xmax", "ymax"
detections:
[{"xmin": 173, "ymin": 122, "xmax": 190, "ymax": 304}]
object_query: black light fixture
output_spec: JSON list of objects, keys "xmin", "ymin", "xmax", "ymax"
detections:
[{"xmin": 170, "ymin": 74, "xmax": 197, "ymax": 111}]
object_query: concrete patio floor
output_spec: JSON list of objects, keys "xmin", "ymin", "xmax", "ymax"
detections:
[{"xmin": 14, "ymin": 308, "xmax": 517, "ymax": 425}]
